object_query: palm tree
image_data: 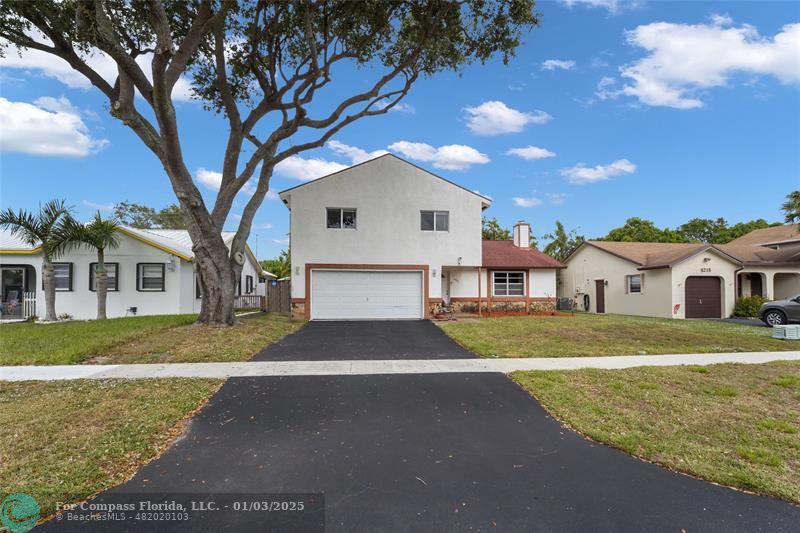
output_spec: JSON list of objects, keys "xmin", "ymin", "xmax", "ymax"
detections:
[
  {"xmin": 0, "ymin": 200, "xmax": 72, "ymax": 321},
  {"xmin": 61, "ymin": 212, "xmax": 120, "ymax": 319}
]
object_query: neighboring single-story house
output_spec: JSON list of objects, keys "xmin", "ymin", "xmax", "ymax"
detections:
[
  {"xmin": 0, "ymin": 227, "xmax": 271, "ymax": 320},
  {"xmin": 561, "ymin": 224, "xmax": 800, "ymax": 319},
  {"xmin": 278, "ymin": 154, "xmax": 564, "ymax": 320}
]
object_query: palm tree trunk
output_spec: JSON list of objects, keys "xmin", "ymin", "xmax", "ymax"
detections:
[
  {"xmin": 42, "ymin": 255, "xmax": 57, "ymax": 321},
  {"xmin": 96, "ymin": 248, "xmax": 107, "ymax": 320}
]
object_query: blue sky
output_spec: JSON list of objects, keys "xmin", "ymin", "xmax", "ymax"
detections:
[{"xmin": 1, "ymin": 0, "xmax": 799, "ymax": 260}]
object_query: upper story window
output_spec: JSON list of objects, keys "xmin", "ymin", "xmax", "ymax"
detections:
[
  {"xmin": 51, "ymin": 263, "xmax": 73, "ymax": 291},
  {"xmin": 627, "ymin": 274, "xmax": 642, "ymax": 294},
  {"xmin": 493, "ymin": 271, "xmax": 525, "ymax": 297},
  {"xmin": 327, "ymin": 208, "xmax": 357, "ymax": 229},
  {"xmin": 421, "ymin": 211, "xmax": 449, "ymax": 232},
  {"xmin": 137, "ymin": 263, "xmax": 165, "ymax": 292},
  {"xmin": 90, "ymin": 263, "xmax": 119, "ymax": 291}
]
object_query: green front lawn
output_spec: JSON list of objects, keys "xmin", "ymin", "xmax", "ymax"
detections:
[
  {"xmin": 95, "ymin": 312, "xmax": 301, "ymax": 364},
  {"xmin": 0, "ymin": 379, "xmax": 223, "ymax": 519},
  {"xmin": 0, "ymin": 313, "xmax": 301, "ymax": 365},
  {"xmin": 512, "ymin": 362, "xmax": 800, "ymax": 503},
  {"xmin": 440, "ymin": 314, "xmax": 791, "ymax": 357}
]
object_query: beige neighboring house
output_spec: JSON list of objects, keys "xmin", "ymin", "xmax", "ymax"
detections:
[{"xmin": 561, "ymin": 224, "xmax": 800, "ymax": 319}]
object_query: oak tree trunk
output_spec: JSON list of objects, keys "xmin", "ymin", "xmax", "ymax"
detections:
[
  {"xmin": 41, "ymin": 257, "xmax": 57, "ymax": 321},
  {"xmin": 193, "ymin": 240, "xmax": 240, "ymax": 326}
]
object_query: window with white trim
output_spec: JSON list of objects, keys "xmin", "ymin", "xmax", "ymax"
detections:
[
  {"xmin": 137, "ymin": 263, "xmax": 165, "ymax": 291},
  {"xmin": 421, "ymin": 211, "xmax": 449, "ymax": 231},
  {"xmin": 52, "ymin": 263, "xmax": 73, "ymax": 291},
  {"xmin": 245, "ymin": 275, "xmax": 254, "ymax": 294},
  {"xmin": 90, "ymin": 263, "xmax": 119, "ymax": 291},
  {"xmin": 492, "ymin": 271, "xmax": 525, "ymax": 297},
  {"xmin": 627, "ymin": 274, "xmax": 642, "ymax": 294},
  {"xmin": 326, "ymin": 208, "xmax": 357, "ymax": 229}
]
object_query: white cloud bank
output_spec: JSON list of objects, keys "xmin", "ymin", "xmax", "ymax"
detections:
[
  {"xmin": 274, "ymin": 156, "xmax": 348, "ymax": 182},
  {"xmin": 561, "ymin": 159, "xmax": 636, "ymax": 184},
  {"xmin": 506, "ymin": 146, "xmax": 556, "ymax": 160},
  {"xmin": 611, "ymin": 18, "xmax": 800, "ymax": 109},
  {"xmin": 327, "ymin": 140, "xmax": 388, "ymax": 164},
  {"xmin": 0, "ymin": 96, "xmax": 108, "ymax": 157},
  {"xmin": 463, "ymin": 101, "xmax": 551, "ymax": 135},
  {"xmin": 541, "ymin": 59, "xmax": 576, "ymax": 71},
  {"xmin": 388, "ymin": 141, "xmax": 489, "ymax": 171},
  {"xmin": 512, "ymin": 197, "xmax": 543, "ymax": 208}
]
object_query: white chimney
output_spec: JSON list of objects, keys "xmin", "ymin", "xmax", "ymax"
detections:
[{"xmin": 513, "ymin": 221, "xmax": 531, "ymax": 248}]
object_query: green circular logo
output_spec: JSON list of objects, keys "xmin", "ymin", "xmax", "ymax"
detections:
[{"xmin": 1, "ymin": 493, "xmax": 40, "ymax": 533}]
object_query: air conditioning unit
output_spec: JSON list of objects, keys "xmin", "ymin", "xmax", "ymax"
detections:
[{"xmin": 772, "ymin": 325, "xmax": 800, "ymax": 340}]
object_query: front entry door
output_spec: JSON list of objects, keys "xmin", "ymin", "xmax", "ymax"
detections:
[
  {"xmin": 595, "ymin": 280, "xmax": 605, "ymax": 314},
  {"xmin": 750, "ymin": 275, "xmax": 763, "ymax": 297}
]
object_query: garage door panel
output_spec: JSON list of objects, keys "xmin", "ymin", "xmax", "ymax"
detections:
[
  {"xmin": 312, "ymin": 270, "xmax": 423, "ymax": 320},
  {"xmin": 685, "ymin": 276, "xmax": 722, "ymax": 319}
]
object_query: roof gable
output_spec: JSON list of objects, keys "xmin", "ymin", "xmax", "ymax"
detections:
[
  {"xmin": 278, "ymin": 153, "xmax": 492, "ymax": 207},
  {"xmin": 572, "ymin": 241, "xmax": 743, "ymax": 270}
]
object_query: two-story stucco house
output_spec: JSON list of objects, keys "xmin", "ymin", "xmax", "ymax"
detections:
[{"xmin": 279, "ymin": 154, "xmax": 564, "ymax": 320}]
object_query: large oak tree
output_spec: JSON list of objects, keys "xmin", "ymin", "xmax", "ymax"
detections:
[{"xmin": 1, "ymin": 0, "xmax": 538, "ymax": 324}]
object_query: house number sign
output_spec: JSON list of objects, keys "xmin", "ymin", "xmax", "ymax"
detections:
[{"xmin": 700, "ymin": 267, "xmax": 712, "ymax": 273}]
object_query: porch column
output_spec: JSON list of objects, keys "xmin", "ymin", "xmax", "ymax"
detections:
[{"xmin": 764, "ymin": 272, "xmax": 775, "ymax": 300}]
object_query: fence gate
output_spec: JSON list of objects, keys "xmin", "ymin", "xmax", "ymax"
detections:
[{"xmin": 267, "ymin": 279, "xmax": 291, "ymax": 313}]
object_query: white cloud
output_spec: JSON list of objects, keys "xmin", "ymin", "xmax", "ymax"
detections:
[
  {"xmin": 508, "ymin": 81, "xmax": 527, "ymax": 92},
  {"xmin": 541, "ymin": 59, "xmax": 576, "ymax": 71},
  {"xmin": 375, "ymin": 100, "xmax": 416, "ymax": 114},
  {"xmin": 559, "ymin": 0, "xmax": 625, "ymax": 13},
  {"xmin": 506, "ymin": 146, "xmax": 557, "ymax": 160},
  {"xmin": 327, "ymin": 140, "xmax": 388, "ymax": 164},
  {"xmin": 252, "ymin": 222, "xmax": 273, "ymax": 230},
  {"xmin": 560, "ymin": 159, "xmax": 636, "ymax": 184},
  {"xmin": 388, "ymin": 141, "xmax": 489, "ymax": 171},
  {"xmin": 196, "ymin": 168, "xmax": 223, "ymax": 190},
  {"xmin": 595, "ymin": 76, "xmax": 622, "ymax": 101},
  {"xmin": 0, "ymin": 96, "xmax": 108, "ymax": 157},
  {"xmin": 548, "ymin": 193, "xmax": 567, "ymax": 206},
  {"xmin": 82, "ymin": 200, "xmax": 114, "ymax": 212},
  {"xmin": 463, "ymin": 101, "xmax": 552, "ymax": 135},
  {"xmin": 0, "ymin": 31, "xmax": 194, "ymax": 101},
  {"xmin": 273, "ymin": 238, "xmax": 289, "ymax": 245},
  {"xmin": 616, "ymin": 19, "xmax": 800, "ymax": 109},
  {"xmin": 389, "ymin": 102, "xmax": 416, "ymax": 114},
  {"xmin": 710, "ymin": 13, "xmax": 733, "ymax": 27},
  {"xmin": 274, "ymin": 156, "xmax": 348, "ymax": 181},
  {"xmin": 512, "ymin": 196, "xmax": 543, "ymax": 208},
  {"xmin": 266, "ymin": 190, "xmax": 280, "ymax": 200}
]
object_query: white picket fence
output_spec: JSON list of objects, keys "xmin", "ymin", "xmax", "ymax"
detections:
[{"xmin": 23, "ymin": 292, "xmax": 36, "ymax": 319}]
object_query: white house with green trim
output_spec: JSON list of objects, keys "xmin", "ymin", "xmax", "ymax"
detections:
[{"xmin": 0, "ymin": 227, "xmax": 271, "ymax": 320}]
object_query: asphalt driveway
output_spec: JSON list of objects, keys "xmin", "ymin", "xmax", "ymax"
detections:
[
  {"xmin": 42, "ymin": 321, "xmax": 800, "ymax": 532},
  {"xmin": 251, "ymin": 320, "xmax": 475, "ymax": 360}
]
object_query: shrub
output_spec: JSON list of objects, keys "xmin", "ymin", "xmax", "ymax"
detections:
[{"xmin": 733, "ymin": 296, "xmax": 768, "ymax": 318}]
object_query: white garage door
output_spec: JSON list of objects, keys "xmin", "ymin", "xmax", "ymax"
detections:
[{"xmin": 311, "ymin": 270, "xmax": 423, "ymax": 320}]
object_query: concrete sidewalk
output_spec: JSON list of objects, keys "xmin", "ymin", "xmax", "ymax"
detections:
[{"xmin": 2, "ymin": 351, "xmax": 799, "ymax": 381}]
